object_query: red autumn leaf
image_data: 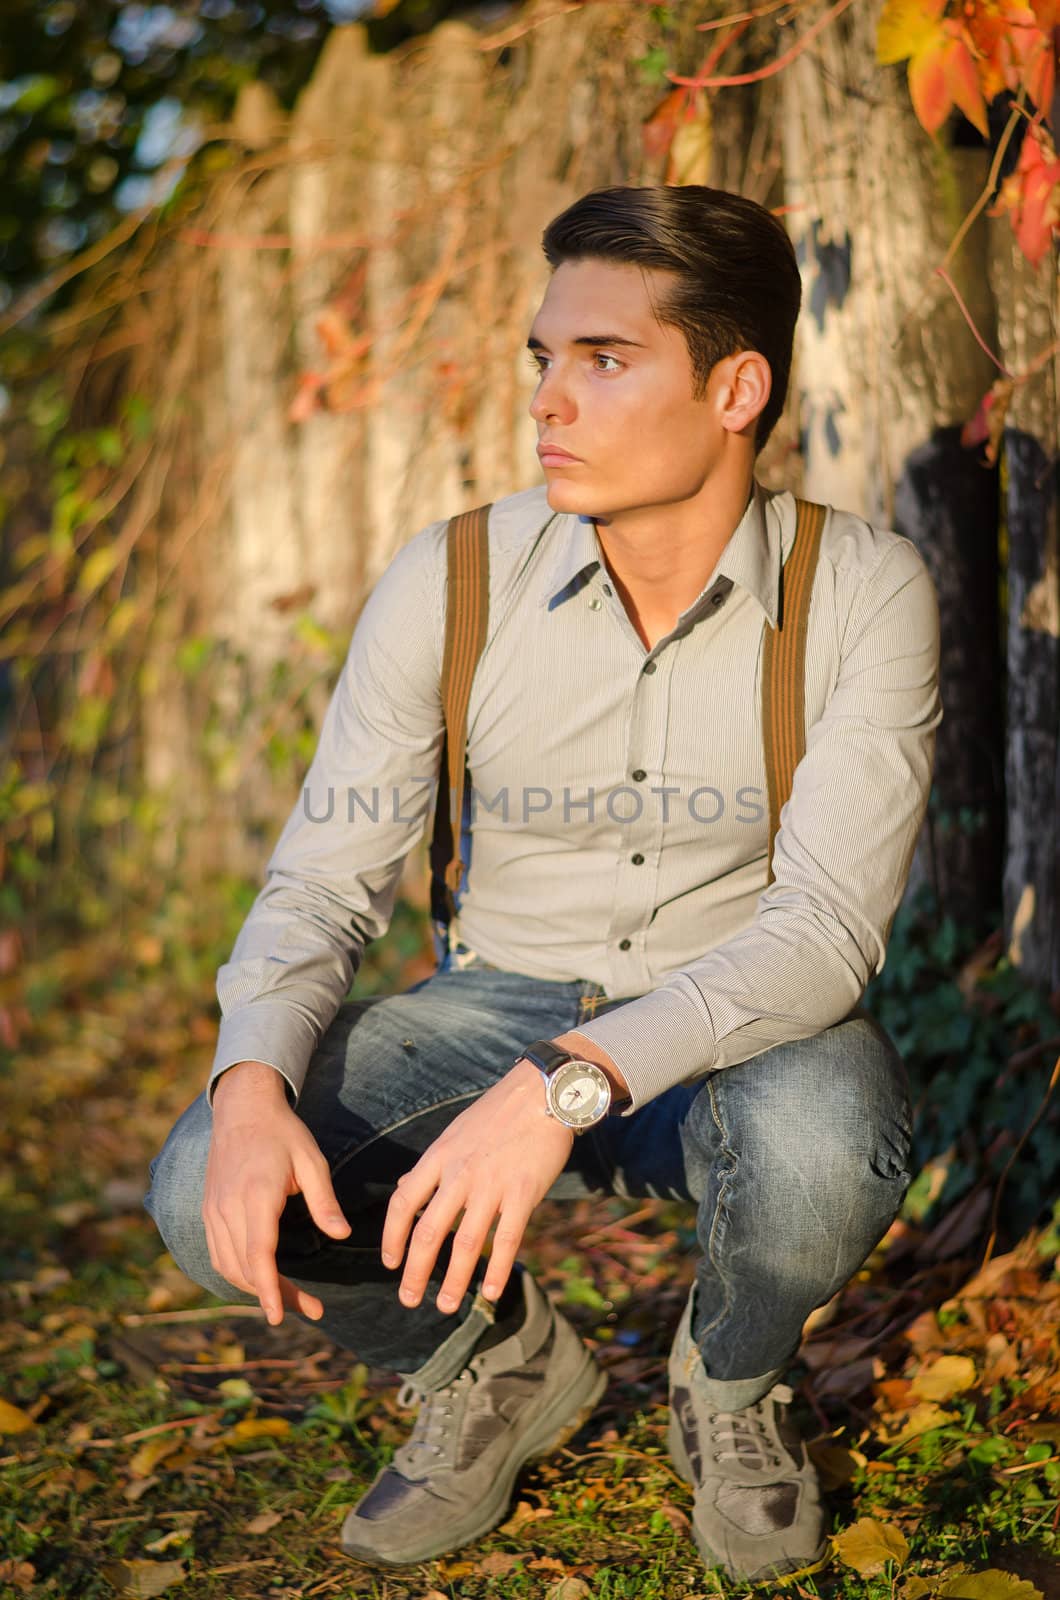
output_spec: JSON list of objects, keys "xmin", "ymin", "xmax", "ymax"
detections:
[
  {"xmin": 642, "ymin": 86, "xmax": 691, "ymax": 161},
  {"xmin": 987, "ymin": 121, "xmax": 1060, "ymax": 267},
  {"xmin": 961, "ymin": 377, "xmax": 1014, "ymax": 465}
]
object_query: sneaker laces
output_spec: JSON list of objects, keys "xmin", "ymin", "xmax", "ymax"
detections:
[
  {"xmin": 705, "ymin": 1384, "xmax": 793, "ymax": 1473},
  {"xmin": 392, "ymin": 1368, "xmax": 477, "ymax": 1476}
]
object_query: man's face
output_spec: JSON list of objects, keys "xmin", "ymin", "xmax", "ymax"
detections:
[{"xmin": 526, "ymin": 257, "xmax": 757, "ymax": 519}]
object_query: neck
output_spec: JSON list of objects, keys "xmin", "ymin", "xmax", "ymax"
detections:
[{"xmin": 590, "ymin": 458, "xmax": 756, "ymax": 651}]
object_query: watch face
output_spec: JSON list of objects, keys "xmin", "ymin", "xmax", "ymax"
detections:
[{"xmin": 547, "ymin": 1060, "xmax": 610, "ymax": 1129}]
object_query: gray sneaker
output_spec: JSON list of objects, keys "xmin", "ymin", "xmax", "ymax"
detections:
[
  {"xmin": 341, "ymin": 1271, "xmax": 606, "ymax": 1567},
  {"xmin": 667, "ymin": 1287, "xmax": 830, "ymax": 1582}
]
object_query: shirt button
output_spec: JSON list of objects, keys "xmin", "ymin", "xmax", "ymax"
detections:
[
  {"xmin": 711, "ymin": 592, "xmax": 725, "ymax": 606},
  {"xmin": 619, "ymin": 938, "xmax": 632, "ymax": 951},
  {"xmin": 631, "ymin": 769, "xmax": 646, "ymax": 782},
  {"xmin": 642, "ymin": 660, "xmax": 657, "ymax": 675},
  {"xmin": 602, "ymin": 583, "xmax": 613, "ymax": 596},
  {"xmin": 631, "ymin": 853, "xmax": 644, "ymax": 865},
  {"xmin": 588, "ymin": 597, "xmax": 602, "ymax": 611}
]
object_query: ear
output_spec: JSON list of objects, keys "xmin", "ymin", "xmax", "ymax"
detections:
[{"xmin": 719, "ymin": 350, "xmax": 772, "ymax": 437}]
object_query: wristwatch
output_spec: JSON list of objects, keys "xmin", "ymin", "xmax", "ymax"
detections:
[{"xmin": 519, "ymin": 1039, "xmax": 615, "ymax": 1132}]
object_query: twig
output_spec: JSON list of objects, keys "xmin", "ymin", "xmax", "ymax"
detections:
[
  {"xmin": 669, "ymin": 0, "xmax": 858, "ymax": 88},
  {"xmin": 697, "ymin": 0, "xmax": 809, "ymax": 31},
  {"xmin": 935, "ymin": 265, "xmax": 1013, "ymax": 378},
  {"xmin": 79, "ymin": 1412, "xmax": 223, "ymax": 1450},
  {"xmin": 159, "ymin": 1352, "xmax": 331, "ymax": 1373},
  {"xmin": 981, "ymin": 1051, "xmax": 1060, "ymax": 1270},
  {"xmin": 120, "ymin": 1305, "xmax": 264, "ymax": 1326}
]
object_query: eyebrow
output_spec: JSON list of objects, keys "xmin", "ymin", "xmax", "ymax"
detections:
[{"xmin": 526, "ymin": 333, "xmax": 647, "ymax": 351}]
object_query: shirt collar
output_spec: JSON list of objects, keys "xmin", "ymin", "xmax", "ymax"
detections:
[
  {"xmin": 538, "ymin": 477, "xmax": 781, "ymax": 628},
  {"xmin": 537, "ymin": 513, "xmax": 603, "ymax": 609},
  {"xmin": 713, "ymin": 477, "xmax": 780, "ymax": 629}
]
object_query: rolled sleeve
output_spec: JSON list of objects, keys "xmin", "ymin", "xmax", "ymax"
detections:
[
  {"xmin": 576, "ymin": 537, "xmax": 943, "ymax": 1111},
  {"xmin": 206, "ymin": 522, "xmax": 447, "ymax": 1107}
]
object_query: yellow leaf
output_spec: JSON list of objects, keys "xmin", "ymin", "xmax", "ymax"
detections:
[
  {"xmin": 0, "ymin": 1397, "xmax": 36, "ymax": 1435},
  {"xmin": 129, "ymin": 1436, "xmax": 183, "ymax": 1478},
  {"xmin": 833, "ymin": 1517, "xmax": 910, "ymax": 1576},
  {"xmin": 668, "ymin": 105, "xmax": 712, "ymax": 186},
  {"xmin": 884, "ymin": 1402, "xmax": 957, "ymax": 1444},
  {"xmin": 911, "ymin": 1355, "xmax": 977, "ymax": 1402},
  {"xmin": 228, "ymin": 1416, "xmax": 291, "ymax": 1440},
  {"xmin": 876, "ymin": 0, "xmax": 945, "ymax": 64},
  {"xmin": 143, "ymin": 1531, "xmax": 192, "ymax": 1554},
  {"xmin": 937, "ymin": 1571, "xmax": 1044, "ymax": 1600}
]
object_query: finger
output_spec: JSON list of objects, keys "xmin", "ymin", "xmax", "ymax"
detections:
[
  {"xmin": 481, "ymin": 1202, "xmax": 532, "ymax": 1304},
  {"xmin": 204, "ymin": 1211, "xmax": 257, "ymax": 1301},
  {"xmin": 279, "ymin": 1275, "xmax": 325, "ymax": 1321},
  {"xmin": 435, "ymin": 1202, "xmax": 496, "ymax": 1313},
  {"xmin": 295, "ymin": 1147, "xmax": 350, "ymax": 1240},
  {"xmin": 381, "ymin": 1159, "xmax": 441, "ymax": 1270},
  {"xmin": 243, "ymin": 1205, "xmax": 285, "ymax": 1326},
  {"xmin": 398, "ymin": 1188, "xmax": 466, "ymax": 1309}
]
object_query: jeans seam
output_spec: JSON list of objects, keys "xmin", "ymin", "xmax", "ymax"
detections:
[{"xmin": 697, "ymin": 1077, "xmax": 737, "ymax": 1345}]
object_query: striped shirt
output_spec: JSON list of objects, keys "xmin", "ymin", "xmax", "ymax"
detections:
[{"xmin": 209, "ymin": 476, "xmax": 942, "ymax": 1112}]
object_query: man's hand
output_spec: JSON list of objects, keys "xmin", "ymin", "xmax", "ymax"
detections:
[
  {"xmin": 204, "ymin": 1061, "xmax": 351, "ymax": 1326},
  {"xmin": 380, "ymin": 1060, "xmax": 574, "ymax": 1314}
]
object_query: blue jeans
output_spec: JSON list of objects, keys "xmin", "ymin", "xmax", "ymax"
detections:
[{"xmin": 144, "ymin": 957, "xmax": 913, "ymax": 1408}]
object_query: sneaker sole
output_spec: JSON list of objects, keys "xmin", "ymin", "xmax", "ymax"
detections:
[
  {"xmin": 667, "ymin": 1410, "xmax": 831, "ymax": 1583},
  {"xmin": 341, "ymin": 1353, "xmax": 607, "ymax": 1567}
]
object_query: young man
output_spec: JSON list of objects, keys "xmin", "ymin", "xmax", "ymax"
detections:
[{"xmin": 145, "ymin": 184, "xmax": 940, "ymax": 1583}]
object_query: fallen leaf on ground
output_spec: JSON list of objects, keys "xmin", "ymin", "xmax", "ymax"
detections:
[
  {"xmin": 881, "ymin": 1402, "xmax": 957, "ymax": 1444},
  {"xmin": 0, "ymin": 1397, "xmax": 35, "ymax": 1434},
  {"xmin": 545, "ymin": 1580, "xmax": 593, "ymax": 1600},
  {"xmin": 0, "ymin": 1562, "xmax": 35, "ymax": 1591},
  {"xmin": 225, "ymin": 1416, "xmax": 290, "ymax": 1441},
  {"xmin": 143, "ymin": 1531, "xmax": 191, "ymax": 1554},
  {"xmin": 833, "ymin": 1517, "xmax": 910, "ymax": 1576},
  {"xmin": 102, "ymin": 1558, "xmax": 187, "ymax": 1597},
  {"xmin": 499, "ymin": 1499, "xmax": 554, "ymax": 1535},
  {"xmin": 911, "ymin": 1355, "xmax": 977, "ymax": 1402},
  {"xmin": 130, "ymin": 1436, "xmax": 184, "ymax": 1478},
  {"xmin": 655, "ymin": 1500, "xmax": 691, "ymax": 1533},
  {"xmin": 937, "ymin": 1572, "xmax": 1044, "ymax": 1600},
  {"xmin": 477, "ymin": 1551, "xmax": 525, "ymax": 1576},
  {"xmin": 243, "ymin": 1509, "xmax": 283, "ymax": 1535}
]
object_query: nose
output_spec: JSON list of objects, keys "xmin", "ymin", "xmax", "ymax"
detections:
[{"xmin": 529, "ymin": 364, "xmax": 576, "ymax": 426}]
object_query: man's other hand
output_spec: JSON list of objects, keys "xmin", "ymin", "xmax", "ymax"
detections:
[
  {"xmin": 380, "ymin": 1060, "xmax": 573, "ymax": 1314},
  {"xmin": 204, "ymin": 1061, "xmax": 351, "ymax": 1326}
]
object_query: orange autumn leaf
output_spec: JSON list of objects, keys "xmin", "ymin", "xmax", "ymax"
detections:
[
  {"xmin": 878, "ymin": 0, "xmax": 988, "ymax": 135},
  {"xmin": 988, "ymin": 121, "xmax": 1060, "ymax": 267}
]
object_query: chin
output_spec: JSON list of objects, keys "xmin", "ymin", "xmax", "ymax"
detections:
[{"xmin": 544, "ymin": 477, "xmax": 604, "ymax": 515}]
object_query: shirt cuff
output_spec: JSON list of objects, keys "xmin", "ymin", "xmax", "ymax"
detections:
[
  {"xmin": 571, "ymin": 976, "xmax": 719, "ymax": 1113},
  {"xmin": 208, "ymin": 1002, "xmax": 320, "ymax": 1108}
]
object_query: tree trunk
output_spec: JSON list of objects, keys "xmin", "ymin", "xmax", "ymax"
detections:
[
  {"xmin": 780, "ymin": 0, "xmax": 1005, "ymax": 937},
  {"xmin": 988, "ymin": 228, "xmax": 1060, "ymax": 993}
]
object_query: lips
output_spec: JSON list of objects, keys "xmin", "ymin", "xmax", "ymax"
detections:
[{"xmin": 537, "ymin": 443, "xmax": 581, "ymax": 462}]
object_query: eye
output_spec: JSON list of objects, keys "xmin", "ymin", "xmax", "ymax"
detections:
[
  {"xmin": 594, "ymin": 353, "xmax": 623, "ymax": 372},
  {"xmin": 525, "ymin": 352, "xmax": 550, "ymax": 373}
]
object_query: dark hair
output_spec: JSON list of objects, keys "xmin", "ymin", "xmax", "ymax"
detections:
[{"xmin": 541, "ymin": 185, "xmax": 801, "ymax": 454}]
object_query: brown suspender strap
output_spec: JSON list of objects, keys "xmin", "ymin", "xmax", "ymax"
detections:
[
  {"xmin": 430, "ymin": 503, "xmax": 492, "ymax": 932},
  {"xmin": 761, "ymin": 496, "xmax": 828, "ymax": 886}
]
